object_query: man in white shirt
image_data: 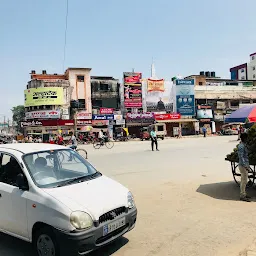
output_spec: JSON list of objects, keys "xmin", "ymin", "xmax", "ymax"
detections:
[{"xmin": 98, "ymin": 130, "xmax": 105, "ymax": 145}]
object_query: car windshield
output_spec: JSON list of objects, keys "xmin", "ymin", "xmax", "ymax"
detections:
[{"xmin": 23, "ymin": 149, "xmax": 98, "ymax": 188}]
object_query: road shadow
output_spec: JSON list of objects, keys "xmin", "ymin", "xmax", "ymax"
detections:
[
  {"xmin": 196, "ymin": 181, "xmax": 256, "ymax": 201},
  {"xmin": 0, "ymin": 232, "xmax": 128, "ymax": 256}
]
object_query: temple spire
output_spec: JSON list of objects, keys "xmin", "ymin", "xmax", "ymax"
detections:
[{"xmin": 151, "ymin": 59, "xmax": 158, "ymax": 79}]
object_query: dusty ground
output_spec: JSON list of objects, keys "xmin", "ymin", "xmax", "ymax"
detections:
[{"xmin": 1, "ymin": 136, "xmax": 256, "ymax": 256}]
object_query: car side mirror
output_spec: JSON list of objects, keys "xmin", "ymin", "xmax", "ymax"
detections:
[{"xmin": 16, "ymin": 174, "xmax": 29, "ymax": 191}]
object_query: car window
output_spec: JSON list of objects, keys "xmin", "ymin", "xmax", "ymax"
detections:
[
  {"xmin": 23, "ymin": 149, "xmax": 98, "ymax": 188},
  {"xmin": 0, "ymin": 153, "xmax": 23, "ymax": 187}
]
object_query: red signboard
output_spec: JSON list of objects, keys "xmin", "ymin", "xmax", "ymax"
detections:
[
  {"xmin": 124, "ymin": 72, "xmax": 142, "ymax": 108},
  {"xmin": 100, "ymin": 108, "xmax": 113, "ymax": 114},
  {"xmin": 154, "ymin": 113, "xmax": 181, "ymax": 121}
]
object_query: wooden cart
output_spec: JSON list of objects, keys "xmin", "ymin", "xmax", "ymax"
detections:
[{"xmin": 225, "ymin": 158, "xmax": 256, "ymax": 187}]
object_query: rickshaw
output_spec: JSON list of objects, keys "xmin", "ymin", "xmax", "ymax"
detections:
[{"xmin": 220, "ymin": 123, "xmax": 243, "ymax": 135}]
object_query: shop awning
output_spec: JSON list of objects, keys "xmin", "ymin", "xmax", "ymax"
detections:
[{"xmin": 156, "ymin": 118, "xmax": 198, "ymax": 123}]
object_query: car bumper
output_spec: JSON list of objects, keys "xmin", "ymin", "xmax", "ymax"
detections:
[{"xmin": 53, "ymin": 207, "xmax": 137, "ymax": 256}]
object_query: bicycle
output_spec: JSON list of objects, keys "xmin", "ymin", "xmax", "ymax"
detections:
[{"xmin": 93, "ymin": 138, "xmax": 114, "ymax": 149}]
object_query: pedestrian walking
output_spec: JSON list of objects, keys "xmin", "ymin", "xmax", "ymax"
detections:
[
  {"xmin": 178, "ymin": 127, "xmax": 182, "ymax": 139},
  {"xmin": 150, "ymin": 127, "xmax": 159, "ymax": 151},
  {"xmin": 202, "ymin": 126, "xmax": 207, "ymax": 138},
  {"xmin": 238, "ymin": 133, "xmax": 250, "ymax": 202}
]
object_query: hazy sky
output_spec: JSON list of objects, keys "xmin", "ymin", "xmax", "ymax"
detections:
[{"xmin": 1, "ymin": 0, "xmax": 256, "ymax": 119}]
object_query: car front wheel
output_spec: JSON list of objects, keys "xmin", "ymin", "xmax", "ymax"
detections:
[{"xmin": 34, "ymin": 227, "xmax": 60, "ymax": 256}]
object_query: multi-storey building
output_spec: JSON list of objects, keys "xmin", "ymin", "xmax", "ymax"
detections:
[
  {"xmin": 22, "ymin": 68, "xmax": 92, "ymax": 135},
  {"xmin": 90, "ymin": 76, "xmax": 120, "ymax": 113},
  {"xmin": 230, "ymin": 52, "xmax": 256, "ymax": 80},
  {"xmin": 185, "ymin": 72, "xmax": 256, "ymax": 131}
]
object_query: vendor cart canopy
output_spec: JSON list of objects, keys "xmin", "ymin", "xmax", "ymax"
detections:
[{"xmin": 225, "ymin": 104, "xmax": 256, "ymax": 123}]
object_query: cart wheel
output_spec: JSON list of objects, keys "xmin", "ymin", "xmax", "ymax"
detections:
[{"xmin": 232, "ymin": 163, "xmax": 255, "ymax": 188}]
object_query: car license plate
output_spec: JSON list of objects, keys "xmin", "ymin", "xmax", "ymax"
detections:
[{"xmin": 103, "ymin": 217, "xmax": 126, "ymax": 236}]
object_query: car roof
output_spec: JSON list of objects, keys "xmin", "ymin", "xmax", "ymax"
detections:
[{"xmin": 0, "ymin": 143, "xmax": 67, "ymax": 154}]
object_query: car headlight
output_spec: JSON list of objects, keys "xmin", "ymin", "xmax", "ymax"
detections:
[
  {"xmin": 128, "ymin": 192, "xmax": 135, "ymax": 209},
  {"xmin": 70, "ymin": 211, "xmax": 93, "ymax": 230}
]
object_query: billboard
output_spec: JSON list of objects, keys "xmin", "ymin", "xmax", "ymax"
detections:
[
  {"xmin": 175, "ymin": 79, "xmax": 195, "ymax": 116},
  {"xmin": 145, "ymin": 79, "xmax": 174, "ymax": 112},
  {"xmin": 197, "ymin": 105, "xmax": 214, "ymax": 121},
  {"xmin": 123, "ymin": 72, "xmax": 142, "ymax": 108},
  {"xmin": 24, "ymin": 87, "xmax": 64, "ymax": 107},
  {"xmin": 25, "ymin": 110, "xmax": 60, "ymax": 119}
]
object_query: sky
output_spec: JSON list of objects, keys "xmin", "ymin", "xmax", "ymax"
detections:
[{"xmin": 1, "ymin": 0, "xmax": 256, "ymax": 120}]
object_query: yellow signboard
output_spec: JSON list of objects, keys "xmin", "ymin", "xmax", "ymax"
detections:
[
  {"xmin": 24, "ymin": 87, "xmax": 64, "ymax": 107},
  {"xmin": 147, "ymin": 79, "xmax": 165, "ymax": 92}
]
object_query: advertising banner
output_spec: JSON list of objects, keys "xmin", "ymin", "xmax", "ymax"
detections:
[
  {"xmin": 92, "ymin": 115, "xmax": 114, "ymax": 120},
  {"xmin": 124, "ymin": 72, "xmax": 142, "ymax": 108},
  {"xmin": 24, "ymin": 87, "xmax": 64, "ymax": 107},
  {"xmin": 126, "ymin": 113, "xmax": 154, "ymax": 119},
  {"xmin": 100, "ymin": 108, "xmax": 113, "ymax": 114},
  {"xmin": 175, "ymin": 79, "xmax": 195, "ymax": 116},
  {"xmin": 92, "ymin": 120, "xmax": 109, "ymax": 126},
  {"xmin": 76, "ymin": 111, "xmax": 92, "ymax": 120},
  {"xmin": 25, "ymin": 110, "xmax": 60, "ymax": 119},
  {"xmin": 196, "ymin": 105, "xmax": 214, "ymax": 121},
  {"xmin": 147, "ymin": 79, "xmax": 165, "ymax": 92},
  {"xmin": 145, "ymin": 80, "xmax": 174, "ymax": 112},
  {"xmin": 154, "ymin": 113, "xmax": 181, "ymax": 121}
]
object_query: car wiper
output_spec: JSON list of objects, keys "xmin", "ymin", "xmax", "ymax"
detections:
[
  {"xmin": 57, "ymin": 175, "xmax": 89, "ymax": 187},
  {"xmin": 57, "ymin": 172, "xmax": 101, "ymax": 187}
]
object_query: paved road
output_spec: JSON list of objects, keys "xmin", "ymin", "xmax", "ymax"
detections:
[{"xmin": 2, "ymin": 136, "xmax": 256, "ymax": 255}]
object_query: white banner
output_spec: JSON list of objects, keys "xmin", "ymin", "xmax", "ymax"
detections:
[
  {"xmin": 76, "ymin": 111, "xmax": 92, "ymax": 120},
  {"xmin": 25, "ymin": 110, "xmax": 60, "ymax": 119}
]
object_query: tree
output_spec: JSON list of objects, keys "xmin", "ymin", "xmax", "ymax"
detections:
[{"xmin": 11, "ymin": 105, "xmax": 25, "ymax": 133}]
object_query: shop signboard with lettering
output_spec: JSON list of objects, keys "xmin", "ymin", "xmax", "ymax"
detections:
[
  {"xmin": 175, "ymin": 79, "xmax": 195, "ymax": 116},
  {"xmin": 124, "ymin": 72, "xmax": 142, "ymax": 108}
]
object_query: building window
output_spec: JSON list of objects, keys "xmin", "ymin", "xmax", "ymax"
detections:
[
  {"xmin": 253, "ymin": 74, "xmax": 256, "ymax": 79},
  {"xmin": 253, "ymin": 66, "xmax": 255, "ymax": 71},
  {"xmin": 78, "ymin": 99, "xmax": 86, "ymax": 109},
  {"xmin": 241, "ymin": 76, "xmax": 245, "ymax": 80},
  {"xmin": 100, "ymin": 83, "xmax": 109, "ymax": 91},
  {"xmin": 241, "ymin": 69, "xmax": 245, "ymax": 73},
  {"xmin": 77, "ymin": 75, "xmax": 84, "ymax": 82},
  {"xmin": 252, "ymin": 56, "xmax": 255, "ymax": 60},
  {"xmin": 230, "ymin": 100, "xmax": 239, "ymax": 108},
  {"xmin": 199, "ymin": 82, "xmax": 203, "ymax": 85}
]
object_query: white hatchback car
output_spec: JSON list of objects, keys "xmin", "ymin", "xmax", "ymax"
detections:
[{"xmin": 0, "ymin": 143, "xmax": 137, "ymax": 256}]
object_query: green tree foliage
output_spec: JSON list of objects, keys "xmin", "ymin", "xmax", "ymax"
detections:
[
  {"xmin": 11, "ymin": 105, "xmax": 25, "ymax": 133},
  {"xmin": 226, "ymin": 124, "xmax": 256, "ymax": 165}
]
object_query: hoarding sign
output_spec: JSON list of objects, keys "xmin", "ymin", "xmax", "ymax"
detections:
[
  {"xmin": 100, "ymin": 108, "xmax": 113, "ymax": 114},
  {"xmin": 176, "ymin": 79, "xmax": 195, "ymax": 116},
  {"xmin": 197, "ymin": 105, "xmax": 214, "ymax": 121},
  {"xmin": 25, "ymin": 110, "xmax": 60, "ymax": 119},
  {"xmin": 154, "ymin": 113, "xmax": 181, "ymax": 121},
  {"xmin": 76, "ymin": 111, "xmax": 92, "ymax": 120},
  {"xmin": 145, "ymin": 79, "xmax": 174, "ymax": 112},
  {"xmin": 124, "ymin": 72, "xmax": 142, "ymax": 108},
  {"xmin": 24, "ymin": 87, "xmax": 64, "ymax": 107},
  {"xmin": 92, "ymin": 115, "xmax": 114, "ymax": 120},
  {"xmin": 126, "ymin": 113, "xmax": 154, "ymax": 119}
]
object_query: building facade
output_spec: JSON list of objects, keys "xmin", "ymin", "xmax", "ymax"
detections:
[
  {"xmin": 230, "ymin": 52, "xmax": 256, "ymax": 80},
  {"xmin": 23, "ymin": 68, "xmax": 92, "ymax": 135},
  {"xmin": 185, "ymin": 73, "xmax": 256, "ymax": 131},
  {"xmin": 91, "ymin": 76, "xmax": 120, "ymax": 114}
]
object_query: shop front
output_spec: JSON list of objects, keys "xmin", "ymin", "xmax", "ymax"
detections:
[
  {"xmin": 154, "ymin": 113, "xmax": 197, "ymax": 136},
  {"xmin": 196, "ymin": 105, "xmax": 215, "ymax": 134},
  {"xmin": 21, "ymin": 120, "xmax": 75, "ymax": 136},
  {"xmin": 126, "ymin": 113, "xmax": 155, "ymax": 137},
  {"xmin": 92, "ymin": 114, "xmax": 115, "ymax": 137}
]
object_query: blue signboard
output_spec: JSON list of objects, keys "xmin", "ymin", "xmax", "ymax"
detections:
[
  {"xmin": 92, "ymin": 115, "xmax": 114, "ymax": 120},
  {"xmin": 175, "ymin": 79, "xmax": 195, "ymax": 116}
]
